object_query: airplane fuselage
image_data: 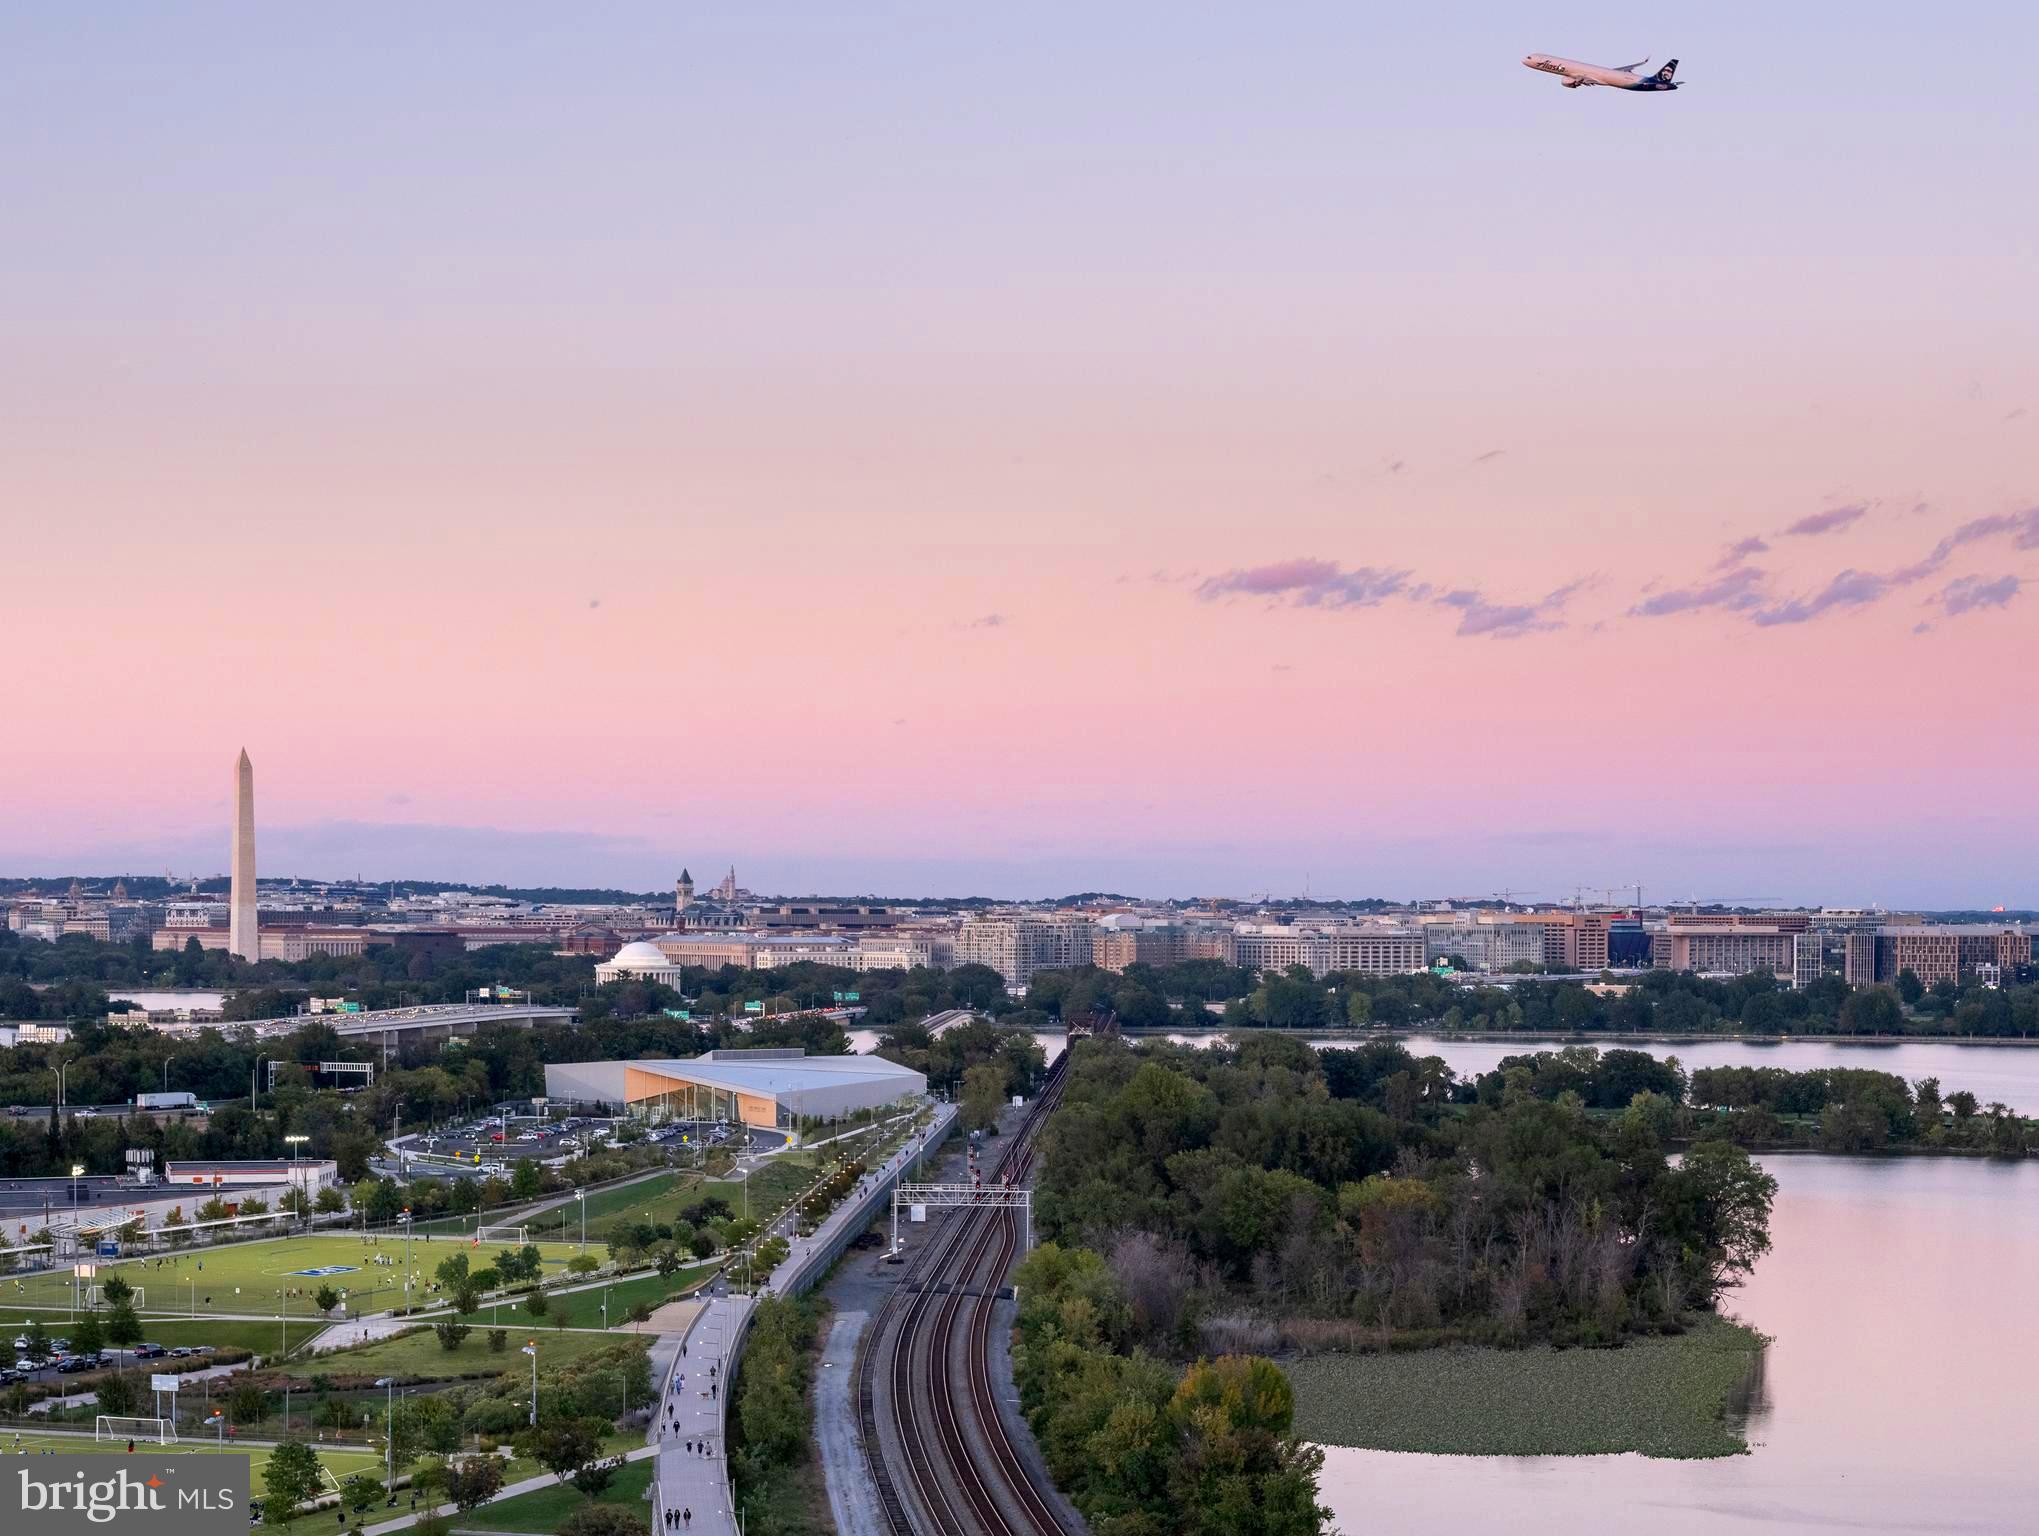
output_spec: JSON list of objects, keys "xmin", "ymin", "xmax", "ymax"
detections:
[{"xmin": 1523, "ymin": 54, "xmax": 1679, "ymax": 91}]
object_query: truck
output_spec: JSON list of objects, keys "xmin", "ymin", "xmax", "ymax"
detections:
[{"xmin": 134, "ymin": 1091, "xmax": 199, "ymax": 1110}]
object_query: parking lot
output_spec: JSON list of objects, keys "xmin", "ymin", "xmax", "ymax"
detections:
[{"xmin": 2, "ymin": 1334, "xmax": 215, "ymax": 1387}]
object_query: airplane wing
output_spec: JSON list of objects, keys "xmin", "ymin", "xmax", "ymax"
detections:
[{"xmin": 1615, "ymin": 55, "xmax": 1649, "ymax": 71}]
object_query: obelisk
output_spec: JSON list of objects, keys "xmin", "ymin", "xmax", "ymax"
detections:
[{"xmin": 229, "ymin": 748, "xmax": 259, "ymax": 961}]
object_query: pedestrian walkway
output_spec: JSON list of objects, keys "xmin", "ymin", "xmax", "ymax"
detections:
[{"xmin": 651, "ymin": 1103, "xmax": 955, "ymax": 1536}]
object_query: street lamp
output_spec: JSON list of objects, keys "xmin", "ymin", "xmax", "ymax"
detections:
[
  {"xmin": 251, "ymin": 1056, "xmax": 266, "ymax": 1111},
  {"xmin": 520, "ymin": 1340, "xmax": 538, "ymax": 1427},
  {"xmin": 70, "ymin": 1163, "xmax": 85, "ymax": 1315},
  {"xmin": 574, "ymin": 1189, "xmax": 585, "ymax": 1251}
]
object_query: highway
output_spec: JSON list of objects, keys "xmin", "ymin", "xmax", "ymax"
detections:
[{"xmin": 860, "ymin": 1057, "xmax": 1074, "ymax": 1536}]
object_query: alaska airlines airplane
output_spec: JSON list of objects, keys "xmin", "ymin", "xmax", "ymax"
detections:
[{"xmin": 1523, "ymin": 53, "xmax": 1681, "ymax": 91}]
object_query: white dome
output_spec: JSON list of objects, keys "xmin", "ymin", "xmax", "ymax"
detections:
[{"xmin": 610, "ymin": 941, "xmax": 671, "ymax": 967}]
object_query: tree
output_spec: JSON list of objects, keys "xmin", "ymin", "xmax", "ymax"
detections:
[
  {"xmin": 100, "ymin": 1273, "xmax": 134, "ymax": 1308},
  {"xmin": 454, "ymin": 1283, "xmax": 482, "ymax": 1316},
  {"xmin": 230, "ymin": 1382, "xmax": 269, "ymax": 1429},
  {"xmin": 510, "ymin": 1160, "xmax": 543, "ymax": 1201},
  {"xmin": 23, "ymin": 1320, "xmax": 50, "ymax": 1365},
  {"xmin": 342, "ymin": 1474, "xmax": 386, "ymax": 1517},
  {"xmin": 314, "ymin": 1186, "xmax": 347, "ymax": 1215},
  {"xmin": 315, "ymin": 1285, "xmax": 341, "ymax": 1315},
  {"xmin": 445, "ymin": 1455, "xmax": 504, "ymax": 1513},
  {"xmin": 435, "ymin": 1252, "xmax": 471, "ymax": 1290},
  {"xmin": 69, "ymin": 1312, "xmax": 104, "ymax": 1358},
  {"xmin": 263, "ymin": 1440, "xmax": 323, "ymax": 1525},
  {"xmin": 1895, "ymin": 968, "xmax": 1925, "ymax": 1006},
  {"xmin": 488, "ymin": 1328, "xmax": 508, "ymax": 1353},
  {"xmin": 105, "ymin": 1302, "xmax": 144, "ymax": 1361},
  {"xmin": 514, "ymin": 1417, "xmax": 606, "ymax": 1491},
  {"xmin": 1669, "ymin": 1140, "xmax": 1779, "ymax": 1302},
  {"xmin": 523, "ymin": 1287, "xmax": 549, "ymax": 1318},
  {"xmin": 960, "ymin": 1063, "xmax": 1006, "ymax": 1132},
  {"xmin": 570, "ymin": 1455, "xmax": 619, "ymax": 1501},
  {"xmin": 95, "ymin": 1371, "xmax": 140, "ymax": 1416},
  {"xmin": 435, "ymin": 1318, "xmax": 473, "ymax": 1351}
]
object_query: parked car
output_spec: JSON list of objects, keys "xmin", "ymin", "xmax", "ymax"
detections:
[
  {"xmin": 169, "ymin": 1347, "xmax": 193, "ymax": 1358},
  {"xmin": 132, "ymin": 1343, "xmax": 166, "ymax": 1359},
  {"xmin": 57, "ymin": 1356, "xmax": 94, "ymax": 1374}
]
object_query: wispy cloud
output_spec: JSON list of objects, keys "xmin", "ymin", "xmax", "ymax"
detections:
[
  {"xmin": 1937, "ymin": 573, "xmax": 2020, "ymax": 616},
  {"xmin": 1196, "ymin": 559, "xmax": 1415, "ymax": 609},
  {"xmin": 1717, "ymin": 536, "xmax": 1770, "ymax": 567},
  {"xmin": 1781, "ymin": 505, "xmax": 1868, "ymax": 538},
  {"xmin": 1471, "ymin": 449, "xmax": 1507, "ymax": 464},
  {"xmin": 1637, "ymin": 506, "xmax": 2038, "ymax": 629},
  {"xmin": 1630, "ymin": 565, "xmax": 1767, "ymax": 618},
  {"xmin": 1751, "ymin": 569, "xmax": 1888, "ymax": 627},
  {"xmin": 1195, "ymin": 559, "xmax": 1581, "ymax": 639},
  {"xmin": 967, "ymin": 613, "xmax": 1006, "ymax": 629}
]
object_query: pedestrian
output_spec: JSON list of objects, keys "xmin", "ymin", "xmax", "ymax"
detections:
[
  {"xmin": 684, "ymin": 1510, "xmax": 692, "ymax": 1530},
  {"xmin": 685, "ymin": 1440, "xmax": 693, "ymax": 1454}
]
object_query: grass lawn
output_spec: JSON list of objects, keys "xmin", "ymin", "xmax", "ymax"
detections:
[
  {"xmin": 1285, "ymin": 1316, "xmax": 1768, "ymax": 1459},
  {"xmin": 0, "ymin": 1430, "xmax": 378, "ymax": 1481},
  {"xmin": 311, "ymin": 1326, "xmax": 640, "ymax": 1380},
  {"xmin": 461, "ymin": 1457, "xmax": 654, "ymax": 1533},
  {"xmin": 487, "ymin": 1265, "xmax": 716, "ymax": 1331},
  {"xmin": 703, "ymin": 1155, "xmax": 816, "ymax": 1225},
  {"xmin": 2, "ymin": 1233, "xmax": 595, "ymax": 1320}
]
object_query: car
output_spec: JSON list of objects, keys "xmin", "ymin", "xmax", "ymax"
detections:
[
  {"xmin": 51, "ymin": 1339, "xmax": 70, "ymax": 1352},
  {"xmin": 373, "ymin": 1376, "xmax": 396, "ymax": 1388},
  {"xmin": 10, "ymin": 1337, "xmax": 24, "ymax": 1351},
  {"xmin": 169, "ymin": 1346, "xmax": 193, "ymax": 1358},
  {"xmin": 193, "ymin": 1345, "xmax": 215, "ymax": 1355},
  {"xmin": 132, "ymin": 1343, "xmax": 165, "ymax": 1359},
  {"xmin": 58, "ymin": 1356, "xmax": 93, "ymax": 1374}
]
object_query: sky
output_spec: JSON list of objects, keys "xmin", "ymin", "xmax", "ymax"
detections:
[{"xmin": 2, "ymin": 4, "xmax": 2034, "ymax": 905}]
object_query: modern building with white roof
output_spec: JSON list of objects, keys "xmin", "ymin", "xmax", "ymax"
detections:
[{"xmin": 544, "ymin": 1049, "xmax": 926, "ymax": 1130}]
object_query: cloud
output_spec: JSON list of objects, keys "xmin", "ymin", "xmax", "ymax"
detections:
[
  {"xmin": 1194, "ymin": 558, "xmax": 1578, "ymax": 639},
  {"xmin": 2004, "ymin": 408, "xmax": 2027, "ymax": 424},
  {"xmin": 587, "ymin": 598, "xmax": 601, "ymax": 609},
  {"xmin": 1386, "ymin": 460, "xmax": 1406, "ymax": 475},
  {"xmin": 1781, "ymin": 505, "xmax": 1868, "ymax": 538},
  {"xmin": 1629, "ymin": 565, "xmax": 1767, "ymax": 618},
  {"xmin": 1196, "ymin": 559, "xmax": 1415, "ymax": 609},
  {"xmin": 1936, "ymin": 573, "xmax": 2020, "ymax": 617},
  {"xmin": 1751, "ymin": 568, "xmax": 1888, "ymax": 627},
  {"xmin": 1435, "ymin": 579, "xmax": 1585, "ymax": 639},
  {"xmin": 967, "ymin": 613, "xmax": 1006, "ymax": 629},
  {"xmin": 1471, "ymin": 449, "xmax": 1507, "ymax": 464},
  {"xmin": 1888, "ymin": 507, "xmax": 2039, "ymax": 583},
  {"xmin": 1717, "ymin": 536, "xmax": 1770, "ymax": 567}
]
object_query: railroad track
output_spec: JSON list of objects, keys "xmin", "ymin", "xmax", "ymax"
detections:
[{"xmin": 857, "ymin": 1057, "xmax": 1075, "ymax": 1536}]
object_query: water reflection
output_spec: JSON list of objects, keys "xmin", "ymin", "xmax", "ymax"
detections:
[{"xmin": 1313, "ymin": 1156, "xmax": 2039, "ymax": 1534}]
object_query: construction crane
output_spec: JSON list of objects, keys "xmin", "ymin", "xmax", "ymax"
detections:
[
  {"xmin": 1676, "ymin": 894, "xmax": 1783, "ymax": 912},
  {"xmin": 1491, "ymin": 888, "xmax": 1538, "ymax": 907}
]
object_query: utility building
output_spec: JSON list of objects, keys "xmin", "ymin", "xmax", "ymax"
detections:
[{"xmin": 543, "ymin": 1049, "xmax": 924, "ymax": 1131}]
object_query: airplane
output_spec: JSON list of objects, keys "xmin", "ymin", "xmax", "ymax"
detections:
[{"xmin": 1523, "ymin": 53, "xmax": 1681, "ymax": 91}]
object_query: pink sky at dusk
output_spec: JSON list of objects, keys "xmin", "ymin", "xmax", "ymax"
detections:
[{"xmin": 2, "ymin": 6, "xmax": 2034, "ymax": 904}]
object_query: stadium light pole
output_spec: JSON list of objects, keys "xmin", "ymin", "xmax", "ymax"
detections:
[
  {"xmin": 284, "ymin": 1135, "xmax": 309, "ymax": 1230},
  {"xmin": 521, "ymin": 1340, "xmax": 537, "ymax": 1427},
  {"xmin": 574, "ymin": 1189, "xmax": 585, "ymax": 1251}
]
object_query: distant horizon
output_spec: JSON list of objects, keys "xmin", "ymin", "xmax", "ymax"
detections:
[{"xmin": 3, "ymin": 859, "xmax": 2029, "ymax": 920}]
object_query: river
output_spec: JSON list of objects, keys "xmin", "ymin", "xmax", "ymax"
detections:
[
  {"xmin": 847, "ymin": 1027, "xmax": 2039, "ymax": 1114},
  {"xmin": 846, "ymin": 1024, "xmax": 2039, "ymax": 1530},
  {"xmin": 1314, "ymin": 1153, "xmax": 2039, "ymax": 1534}
]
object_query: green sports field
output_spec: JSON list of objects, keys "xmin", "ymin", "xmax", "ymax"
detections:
[
  {"xmin": 1, "ymin": 1232, "xmax": 600, "ymax": 1320},
  {"xmin": 0, "ymin": 1431, "xmax": 379, "ymax": 1481}
]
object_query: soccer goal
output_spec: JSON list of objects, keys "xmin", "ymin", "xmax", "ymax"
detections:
[
  {"xmin": 475, "ymin": 1225, "xmax": 529, "ymax": 1246},
  {"xmin": 86, "ymin": 1284, "xmax": 143, "ymax": 1307},
  {"xmin": 97, "ymin": 1415, "xmax": 177, "ymax": 1445}
]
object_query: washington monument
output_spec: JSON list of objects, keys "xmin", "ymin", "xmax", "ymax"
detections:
[{"xmin": 229, "ymin": 748, "xmax": 258, "ymax": 961}]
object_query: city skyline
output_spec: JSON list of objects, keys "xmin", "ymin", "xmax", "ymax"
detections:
[{"xmin": 4, "ymin": 6, "xmax": 2034, "ymax": 905}]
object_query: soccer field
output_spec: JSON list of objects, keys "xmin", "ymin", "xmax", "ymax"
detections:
[
  {"xmin": 1, "ymin": 1232, "xmax": 598, "ymax": 1320},
  {"xmin": 0, "ymin": 1430, "xmax": 379, "ymax": 1481}
]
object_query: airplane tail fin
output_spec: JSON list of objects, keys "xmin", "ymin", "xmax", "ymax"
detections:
[{"xmin": 1654, "ymin": 59, "xmax": 1678, "ymax": 83}]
